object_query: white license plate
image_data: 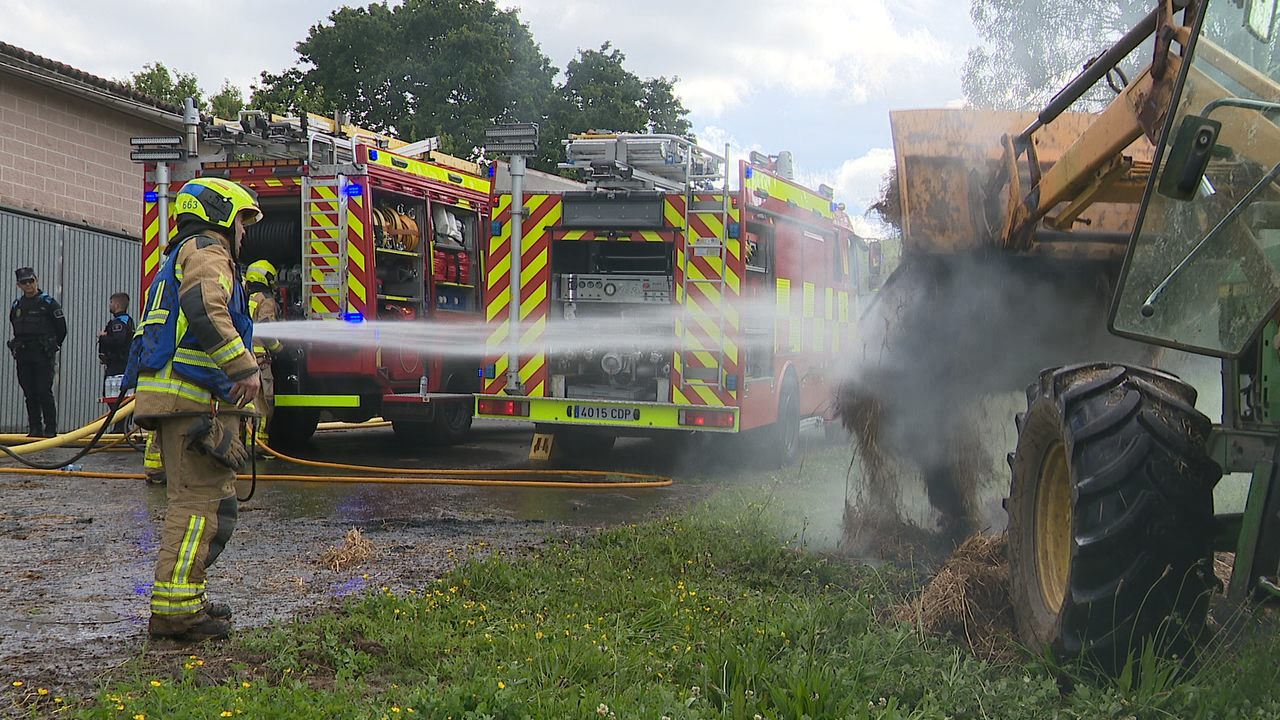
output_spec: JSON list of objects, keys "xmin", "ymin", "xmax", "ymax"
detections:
[{"xmin": 570, "ymin": 404, "xmax": 642, "ymax": 422}]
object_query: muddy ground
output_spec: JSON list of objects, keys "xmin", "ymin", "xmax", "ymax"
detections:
[{"xmin": 0, "ymin": 420, "xmax": 842, "ymax": 705}]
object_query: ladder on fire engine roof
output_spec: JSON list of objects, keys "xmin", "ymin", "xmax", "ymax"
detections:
[
  {"xmin": 301, "ymin": 175, "xmax": 350, "ymax": 320},
  {"xmin": 677, "ymin": 145, "xmax": 732, "ymax": 392}
]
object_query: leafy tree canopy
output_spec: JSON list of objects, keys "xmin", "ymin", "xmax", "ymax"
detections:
[
  {"xmin": 250, "ymin": 2, "xmax": 692, "ymax": 169},
  {"xmin": 962, "ymin": 0, "xmax": 1150, "ymax": 111},
  {"xmin": 275, "ymin": 0, "xmax": 557, "ymax": 161},
  {"xmin": 249, "ymin": 67, "xmax": 333, "ymax": 118},
  {"xmin": 124, "ymin": 62, "xmax": 204, "ymax": 110},
  {"xmin": 125, "ymin": 63, "xmax": 245, "ymax": 120},
  {"xmin": 209, "ymin": 80, "xmax": 245, "ymax": 121}
]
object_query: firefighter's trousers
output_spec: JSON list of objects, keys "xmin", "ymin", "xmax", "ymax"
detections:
[
  {"xmin": 252, "ymin": 356, "xmax": 274, "ymax": 446},
  {"xmin": 149, "ymin": 414, "xmax": 238, "ymax": 629}
]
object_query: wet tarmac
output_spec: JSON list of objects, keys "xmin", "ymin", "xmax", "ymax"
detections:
[{"xmin": 0, "ymin": 420, "xmax": 831, "ymax": 701}]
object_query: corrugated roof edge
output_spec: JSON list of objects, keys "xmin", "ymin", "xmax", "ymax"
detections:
[{"xmin": 0, "ymin": 40, "xmax": 183, "ymax": 115}]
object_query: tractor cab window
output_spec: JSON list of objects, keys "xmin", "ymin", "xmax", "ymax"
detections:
[{"xmin": 1112, "ymin": 0, "xmax": 1280, "ymax": 356}]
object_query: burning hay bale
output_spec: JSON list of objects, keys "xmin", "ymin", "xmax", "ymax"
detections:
[
  {"xmin": 318, "ymin": 528, "xmax": 376, "ymax": 572},
  {"xmin": 893, "ymin": 532, "xmax": 1016, "ymax": 661}
]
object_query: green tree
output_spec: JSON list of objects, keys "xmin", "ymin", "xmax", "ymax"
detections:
[
  {"xmin": 282, "ymin": 0, "xmax": 557, "ymax": 159},
  {"xmin": 125, "ymin": 62, "xmax": 205, "ymax": 110},
  {"xmin": 209, "ymin": 80, "xmax": 245, "ymax": 120},
  {"xmin": 552, "ymin": 42, "xmax": 690, "ymax": 137},
  {"xmin": 536, "ymin": 43, "xmax": 691, "ymax": 169},
  {"xmin": 249, "ymin": 67, "xmax": 333, "ymax": 118},
  {"xmin": 962, "ymin": 0, "xmax": 1149, "ymax": 111}
]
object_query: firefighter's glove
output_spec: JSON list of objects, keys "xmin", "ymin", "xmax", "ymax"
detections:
[{"xmin": 185, "ymin": 415, "xmax": 249, "ymax": 471}]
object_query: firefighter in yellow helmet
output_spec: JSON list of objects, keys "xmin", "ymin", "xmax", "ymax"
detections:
[
  {"xmin": 124, "ymin": 177, "xmax": 263, "ymax": 641},
  {"xmin": 244, "ymin": 259, "xmax": 282, "ymax": 448}
]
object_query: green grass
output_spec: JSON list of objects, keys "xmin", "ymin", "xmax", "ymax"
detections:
[{"xmin": 12, "ymin": 497, "xmax": 1280, "ymax": 719}]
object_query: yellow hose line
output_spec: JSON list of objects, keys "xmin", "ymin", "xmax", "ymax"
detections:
[
  {"xmin": 0, "ymin": 408, "xmax": 672, "ymax": 487},
  {"xmin": 316, "ymin": 418, "xmax": 392, "ymax": 431},
  {"xmin": 256, "ymin": 440, "xmax": 668, "ymax": 484},
  {"xmin": 0, "ymin": 401, "xmax": 136, "ymax": 456},
  {"xmin": 0, "ymin": 465, "xmax": 672, "ymax": 488}
]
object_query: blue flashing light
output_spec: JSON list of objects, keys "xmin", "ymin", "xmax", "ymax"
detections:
[
  {"xmin": 831, "ymin": 202, "xmax": 839, "ymax": 212},
  {"xmin": 369, "ymin": 149, "xmax": 380, "ymax": 161},
  {"xmin": 144, "ymin": 191, "xmax": 159, "ymax": 203},
  {"xmin": 727, "ymin": 221, "xmax": 740, "ymax": 239},
  {"xmin": 726, "ymin": 375, "xmax": 739, "ymax": 391},
  {"xmin": 491, "ymin": 220, "xmax": 502, "ymax": 236},
  {"xmin": 483, "ymin": 363, "xmax": 497, "ymax": 379},
  {"xmin": 488, "ymin": 164, "xmax": 496, "ymax": 178},
  {"xmin": 342, "ymin": 312, "xmax": 365, "ymax": 323},
  {"xmin": 344, "ymin": 183, "xmax": 364, "ymax": 197},
  {"xmin": 744, "ymin": 167, "xmax": 753, "ymax": 179}
]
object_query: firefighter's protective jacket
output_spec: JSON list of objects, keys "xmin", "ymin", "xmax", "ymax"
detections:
[
  {"xmin": 247, "ymin": 287, "xmax": 282, "ymax": 357},
  {"xmin": 128, "ymin": 233, "xmax": 258, "ymax": 421}
]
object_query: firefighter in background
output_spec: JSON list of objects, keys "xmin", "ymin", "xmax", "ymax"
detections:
[
  {"xmin": 8, "ymin": 267, "xmax": 67, "ymax": 437},
  {"xmin": 123, "ymin": 177, "xmax": 262, "ymax": 641},
  {"xmin": 245, "ymin": 260, "xmax": 282, "ymax": 448},
  {"xmin": 97, "ymin": 292, "xmax": 134, "ymax": 434}
]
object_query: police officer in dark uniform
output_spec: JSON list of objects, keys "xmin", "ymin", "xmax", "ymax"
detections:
[
  {"xmin": 98, "ymin": 292, "xmax": 134, "ymax": 378},
  {"xmin": 98, "ymin": 292, "xmax": 134, "ymax": 433},
  {"xmin": 8, "ymin": 267, "xmax": 67, "ymax": 437}
]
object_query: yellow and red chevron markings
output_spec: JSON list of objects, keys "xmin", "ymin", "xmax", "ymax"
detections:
[
  {"xmin": 483, "ymin": 194, "xmax": 559, "ymax": 397},
  {"xmin": 670, "ymin": 194, "xmax": 741, "ymax": 407},
  {"xmin": 306, "ymin": 182, "xmax": 344, "ymax": 317}
]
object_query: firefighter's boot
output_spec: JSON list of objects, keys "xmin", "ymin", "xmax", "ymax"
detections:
[
  {"xmin": 148, "ymin": 611, "xmax": 231, "ymax": 641},
  {"xmin": 207, "ymin": 602, "xmax": 232, "ymax": 620}
]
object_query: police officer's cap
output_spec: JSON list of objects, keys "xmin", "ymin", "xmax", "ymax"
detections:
[{"xmin": 14, "ymin": 267, "xmax": 35, "ymax": 282}]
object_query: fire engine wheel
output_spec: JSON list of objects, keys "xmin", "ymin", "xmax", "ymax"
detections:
[
  {"xmin": 1007, "ymin": 363, "xmax": 1220, "ymax": 674},
  {"xmin": 765, "ymin": 377, "xmax": 802, "ymax": 467},
  {"xmin": 430, "ymin": 399, "xmax": 473, "ymax": 445},
  {"xmin": 268, "ymin": 407, "xmax": 320, "ymax": 447}
]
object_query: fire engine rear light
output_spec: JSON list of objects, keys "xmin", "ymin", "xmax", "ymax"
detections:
[
  {"xmin": 342, "ymin": 312, "xmax": 364, "ymax": 323},
  {"xmin": 144, "ymin": 191, "xmax": 159, "ymax": 202},
  {"xmin": 678, "ymin": 409, "xmax": 734, "ymax": 428},
  {"xmin": 478, "ymin": 398, "xmax": 529, "ymax": 417}
]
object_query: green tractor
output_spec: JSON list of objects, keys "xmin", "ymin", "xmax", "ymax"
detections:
[{"xmin": 1004, "ymin": 0, "xmax": 1280, "ymax": 671}]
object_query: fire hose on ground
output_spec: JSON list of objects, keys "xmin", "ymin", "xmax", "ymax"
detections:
[{"xmin": 0, "ymin": 403, "xmax": 674, "ymax": 489}]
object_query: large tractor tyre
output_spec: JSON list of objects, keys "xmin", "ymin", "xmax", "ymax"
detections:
[
  {"xmin": 268, "ymin": 406, "xmax": 320, "ymax": 447},
  {"xmin": 765, "ymin": 378, "xmax": 802, "ymax": 467},
  {"xmin": 1008, "ymin": 363, "xmax": 1221, "ymax": 674}
]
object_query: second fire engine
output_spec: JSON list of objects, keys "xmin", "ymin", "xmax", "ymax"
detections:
[{"xmin": 477, "ymin": 133, "xmax": 871, "ymax": 463}]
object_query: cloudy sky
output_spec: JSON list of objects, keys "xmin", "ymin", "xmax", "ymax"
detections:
[{"xmin": 0, "ymin": 0, "xmax": 978, "ymax": 237}]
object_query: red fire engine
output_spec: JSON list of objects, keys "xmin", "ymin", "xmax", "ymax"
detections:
[
  {"xmin": 476, "ymin": 134, "xmax": 864, "ymax": 463},
  {"xmin": 137, "ymin": 113, "xmax": 490, "ymax": 445}
]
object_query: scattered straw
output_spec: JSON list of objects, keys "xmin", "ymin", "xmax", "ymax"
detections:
[
  {"xmin": 891, "ymin": 532, "xmax": 1017, "ymax": 662},
  {"xmin": 318, "ymin": 528, "xmax": 376, "ymax": 572}
]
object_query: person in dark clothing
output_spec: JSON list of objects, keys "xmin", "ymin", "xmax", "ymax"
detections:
[
  {"xmin": 98, "ymin": 292, "xmax": 134, "ymax": 432},
  {"xmin": 98, "ymin": 292, "xmax": 134, "ymax": 376},
  {"xmin": 8, "ymin": 267, "xmax": 67, "ymax": 437}
]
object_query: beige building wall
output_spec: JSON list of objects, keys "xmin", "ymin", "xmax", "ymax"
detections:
[{"xmin": 0, "ymin": 72, "xmax": 174, "ymax": 236}]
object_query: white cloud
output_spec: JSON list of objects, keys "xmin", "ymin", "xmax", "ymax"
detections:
[{"xmin": 508, "ymin": 0, "xmax": 966, "ymax": 117}]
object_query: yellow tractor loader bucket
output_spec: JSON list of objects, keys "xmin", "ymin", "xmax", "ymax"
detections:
[{"xmin": 890, "ymin": 109, "xmax": 1151, "ymax": 259}]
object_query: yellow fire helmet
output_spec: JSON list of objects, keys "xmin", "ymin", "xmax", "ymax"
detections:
[
  {"xmin": 174, "ymin": 177, "xmax": 263, "ymax": 229},
  {"xmin": 245, "ymin": 259, "xmax": 278, "ymax": 287}
]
